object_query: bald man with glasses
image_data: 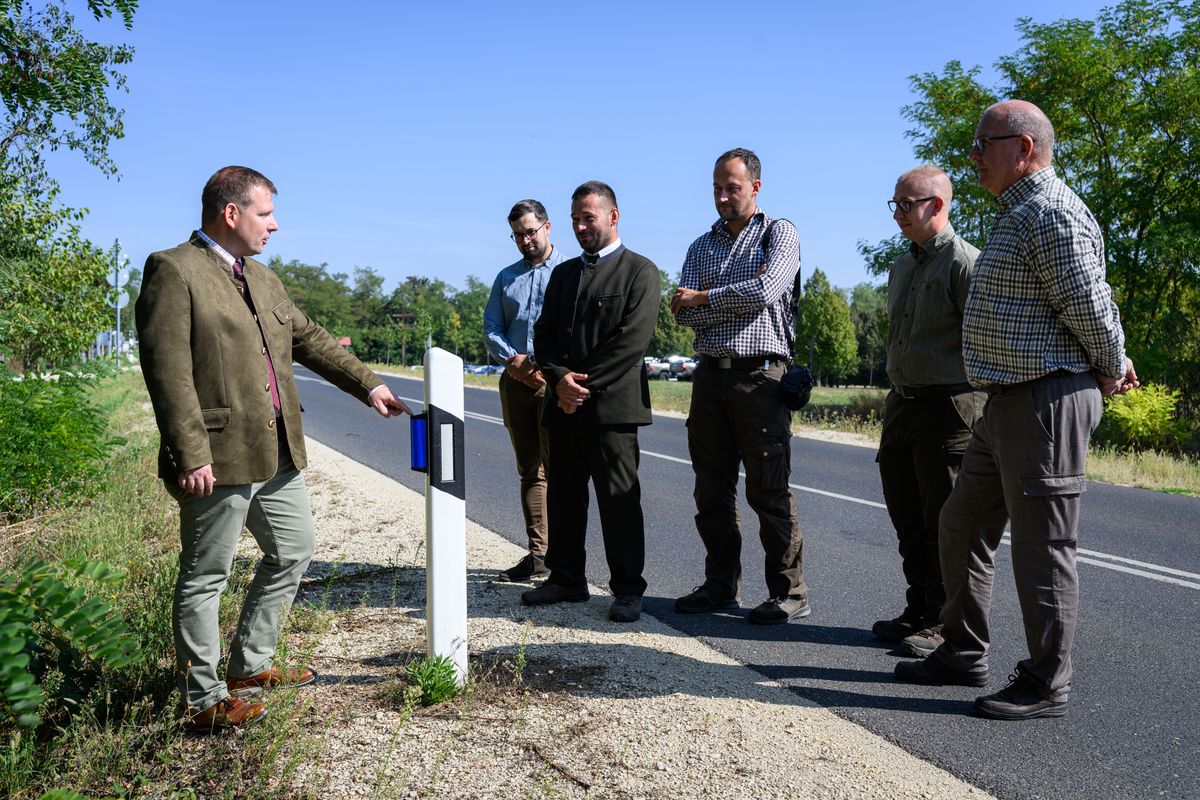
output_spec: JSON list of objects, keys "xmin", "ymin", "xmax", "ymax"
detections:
[{"xmin": 872, "ymin": 165, "xmax": 985, "ymax": 660}]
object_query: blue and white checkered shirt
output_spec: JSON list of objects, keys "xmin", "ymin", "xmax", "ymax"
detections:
[
  {"xmin": 676, "ymin": 209, "xmax": 800, "ymax": 359},
  {"xmin": 963, "ymin": 167, "xmax": 1126, "ymax": 386}
]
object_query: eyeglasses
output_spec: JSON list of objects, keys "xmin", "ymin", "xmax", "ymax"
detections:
[
  {"xmin": 887, "ymin": 196, "xmax": 936, "ymax": 214},
  {"xmin": 971, "ymin": 134, "xmax": 1030, "ymax": 154},
  {"xmin": 509, "ymin": 221, "xmax": 548, "ymax": 242}
]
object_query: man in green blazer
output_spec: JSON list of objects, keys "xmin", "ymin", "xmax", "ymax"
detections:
[
  {"xmin": 521, "ymin": 180, "xmax": 659, "ymax": 623},
  {"xmin": 136, "ymin": 166, "xmax": 410, "ymax": 730}
]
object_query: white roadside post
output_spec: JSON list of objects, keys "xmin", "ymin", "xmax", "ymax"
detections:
[{"xmin": 410, "ymin": 347, "xmax": 468, "ymax": 685}]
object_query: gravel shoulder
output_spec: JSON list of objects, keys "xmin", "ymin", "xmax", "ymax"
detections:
[{"xmin": 292, "ymin": 437, "xmax": 990, "ymax": 799}]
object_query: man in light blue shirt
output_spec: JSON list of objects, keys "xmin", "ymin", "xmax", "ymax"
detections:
[{"xmin": 484, "ymin": 199, "xmax": 566, "ymax": 581}]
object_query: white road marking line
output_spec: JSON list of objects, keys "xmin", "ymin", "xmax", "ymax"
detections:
[{"xmin": 325, "ymin": 377, "xmax": 1200, "ymax": 592}]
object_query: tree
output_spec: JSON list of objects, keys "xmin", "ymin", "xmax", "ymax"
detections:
[
  {"xmin": 849, "ymin": 281, "xmax": 889, "ymax": 386},
  {"xmin": 897, "ymin": 0, "xmax": 1200, "ymax": 412},
  {"xmin": 0, "ymin": 1, "xmax": 137, "ymax": 370},
  {"xmin": 648, "ymin": 269, "xmax": 694, "ymax": 357},
  {"xmin": 450, "ymin": 275, "xmax": 490, "ymax": 364},
  {"xmin": 796, "ymin": 269, "xmax": 858, "ymax": 385}
]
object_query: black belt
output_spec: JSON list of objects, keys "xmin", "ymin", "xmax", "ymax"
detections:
[
  {"xmin": 698, "ymin": 355, "xmax": 787, "ymax": 370},
  {"xmin": 892, "ymin": 382, "xmax": 974, "ymax": 400}
]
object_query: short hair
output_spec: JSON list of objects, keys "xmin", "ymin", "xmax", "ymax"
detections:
[
  {"xmin": 897, "ymin": 164, "xmax": 953, "ymax": 203},
  {"xmin": 201, "ymin": 166, "xmax": 277, "ymax": 225},
  {"xmin": 1004, "ymin": 103, "xmax": 1056, "ymax": 159},
  {"xmin": 571, "ymin": 180, "xmax": 618, "ymax": 209},
  {"xmin": 715, "ymin": 147, "xmax": 761, "ymax": 183},
  {"xmin": 507, "ymin": 199, "xmax": 548, "ymax": 224}
]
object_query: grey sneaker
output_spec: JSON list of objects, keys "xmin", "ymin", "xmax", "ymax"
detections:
[
  {"xmin": 901, "ymin": 623, "xmax": 944, "ymax": 658},
  {"xmin": 975, "ymin": 674, "xmax": 1067, "ymax": 720},
  {"xmin": 748, "ymin": 595, "xmax": 811, "ymax": 625}
]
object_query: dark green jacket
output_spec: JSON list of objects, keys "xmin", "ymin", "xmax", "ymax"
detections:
[
  {"xmin": 533, "ymin": 245, "xmax": 658, "ymax": 428},
  {"xmin": 135, "ymin": 234, "xmax": 382, "ymax": 485}
]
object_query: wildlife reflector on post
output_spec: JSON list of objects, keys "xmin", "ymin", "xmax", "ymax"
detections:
[{"xmin": 413, "ymin": 347, "xmax": 467, "ymax": 685}]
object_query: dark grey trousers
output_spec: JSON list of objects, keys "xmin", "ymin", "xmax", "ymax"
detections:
[{"xmin": 935, "ymin": 371, "xmax": 1102, "ymax": 702}]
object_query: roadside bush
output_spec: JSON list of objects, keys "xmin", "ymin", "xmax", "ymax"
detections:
[
  {"xmin": 846, "ymin": 391, "xmax": 886, "ymax": 422},
  {"xmin": 1100, "ymin": 382, "xmax": 1185, "ymax": 451},
  {"xmin": 0, "ymin": 367, "xmax": 121, "ymax": 522}
]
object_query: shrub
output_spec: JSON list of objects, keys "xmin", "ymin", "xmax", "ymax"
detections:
[
  {"xmin": 846, "ymin": 391, "xmax": 886, "ymax": 422},
  {"xmin": 0, "ymin": 560, "xmax": 142, "ymax": 729},
  {"xmin": 1102, "ymin": 382, "xmax": 1184, "ymax": 451},
  {"xmin": 0, "ymin": 368, "xmax": 121, "ymax": 522}
]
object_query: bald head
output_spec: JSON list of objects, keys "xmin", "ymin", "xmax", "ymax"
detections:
[
  {"xmin": 985, "ymin": 100, "xmax": 1055, "ymax": 165},
  {"xmin": 897, "ymin": 165, "xmax": 953, "ymax": 203}
]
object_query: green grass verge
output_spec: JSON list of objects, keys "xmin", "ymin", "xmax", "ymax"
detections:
[{"xmin": 1, "ymin": 370, "xmax": 328, "ymax": 800}]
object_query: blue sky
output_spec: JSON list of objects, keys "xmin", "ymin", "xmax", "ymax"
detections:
[{"xmin": 54, "ymin": 0, "xmax": 1113, "ymax": 294}]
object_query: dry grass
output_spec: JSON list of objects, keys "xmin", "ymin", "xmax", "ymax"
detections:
[{"xmin": 1087, "ymin": 445, "xmax": 1200, "ymax": 495}]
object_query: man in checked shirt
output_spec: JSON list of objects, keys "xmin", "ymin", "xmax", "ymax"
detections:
[
  {"xmin": 895, "ymin": 101, "xmax": 1139, "ymax": 720},
  {"xmin": 671, "ymin": 147, "xmax": 810, "ymax": 625}
]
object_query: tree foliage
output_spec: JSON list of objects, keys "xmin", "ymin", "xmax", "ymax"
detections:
[
  {"xmin": 796, "ymin": 269, "xmax": 858, "ymax": 385},
  {"xmin": 0, "ymin": 1, "xmax": 137, "ymax": 370},
  {"xmin": 650, "ymin": 268, "xmax": 694, "ymax": 357},
  {"xmin": 849, "ymin": 281, "xmax": 889, "ymax": 386},
  {"xmin": 892, "ymin": 0, "xmax": 1200, "ymax": 410}
]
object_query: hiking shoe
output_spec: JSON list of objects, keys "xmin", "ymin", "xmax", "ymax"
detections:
[
  {"xmin": 186, "ymin": 695, "xmax": 267, "ymax": 732},
  {"xmin": 748, "ymin": 595, "xmax": 811, "ymax": 625},
  {"xmin": 498, "ymin": 554, "xmax": 549, "ymax": 582},
  {"xmin": 895, "ymin": 657, "xmax": 988, "ymax": 687},
  {"xmin": 901, "ymin": 624, "xmax": 944, "ymax": 658},
  {"xmin": 521, "ymin": 582, "xmax": 589, "ymax": 606},
  {"xmin": 871, "ymin": 614, "xmax": 922, "ymax": 643},
  {"xmin": 607, "ymin": 595, "xmax": 642, "ymax": 623},
  {"xmin": 674, "ymin": 585, "xmax": 739, "ymax": 614},
  {"xmin": 975, "ymin": 674, "xmax": 1067, "ymax": 720}
]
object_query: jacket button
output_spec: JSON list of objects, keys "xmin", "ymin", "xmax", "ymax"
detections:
[
  {"xmin": 268, "ymin": 419, "xmax": 276, "ymax": 429},
  {"xmin": 762, "ymin": 451, "xmax": 768, "ymax": 457},
  {"xmin": 761, "ymin": 427, "xmax": 767, "ymax": 433},
  {"xmin": 265, "ymin": 384, "xmax": 271, "ymax": 391}
]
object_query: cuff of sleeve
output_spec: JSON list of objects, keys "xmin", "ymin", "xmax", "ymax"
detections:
[{"xmin": 367, "ymin": 384, "xmax": 387, "ymax": 401}]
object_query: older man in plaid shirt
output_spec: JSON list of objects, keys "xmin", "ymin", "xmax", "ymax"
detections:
[
  {"xmin": 670, "ymin": 147, "xmax": 810, "ymax": 625},
  {"xmin": 895, "ymin": 101, "xmax": 1139, "ymax": 720}
]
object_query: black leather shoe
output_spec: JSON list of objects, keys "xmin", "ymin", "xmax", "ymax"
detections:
[
  {"xmin": 975, "ymin": 674, "xmax": 1067, "ymax": 720},
  {"xmin": 895, "ymin": 657, "xmax": 988, "ymax": 687},
  {"xmin": 674, "ymin": 585, "xmax": 739, "ymax": 614},
  {"xmin": 608, "ymin": 595, "xmax": 642, "ymax": 623},
  {"xmin": 521, "ymin": 582, "xmax": 589, "ymax": 606},
  {"xmin": 498, "ymin": 554, "xmax": 549, "ymax": 582}
]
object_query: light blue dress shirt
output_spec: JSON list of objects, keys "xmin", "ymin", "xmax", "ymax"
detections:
[{"xmin": 483, "ymin": 246, "xmax": 566, "ymax": 363}]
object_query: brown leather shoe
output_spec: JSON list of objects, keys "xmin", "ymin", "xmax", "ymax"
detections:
[
  {"xmin": 187, "ymin": 696, "xmax": 267, "ymax": 731},
  {"xmin": 227, "ymin": 665, "xmax": 317, "ymax": 693}
]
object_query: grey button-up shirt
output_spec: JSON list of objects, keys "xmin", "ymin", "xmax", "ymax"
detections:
[
  {"xmin": 885, "ymin": 223, "xmax": 978, "ymax": 388},
  {"xmin": 484, "ymin": 246, "xmax": 566, "ymax": 363}
]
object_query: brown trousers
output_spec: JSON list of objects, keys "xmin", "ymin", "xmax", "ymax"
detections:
[
  {"xmin": 935, "ymin": 371, "xmax": 1102, "ymax": 702},
  {"xmin": 498, "ymin": 372, "xmax": 549, "ymax": 556}
]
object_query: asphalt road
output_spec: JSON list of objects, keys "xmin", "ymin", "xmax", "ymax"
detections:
[{"xmin": 297, "ymin": 368, "xmax": 1200, "ymax": 800}]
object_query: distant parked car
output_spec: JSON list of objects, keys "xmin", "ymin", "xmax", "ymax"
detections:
[
  {"xmin": 667, "ymin": 355, "xmax": 697, "ymax": 381},
  {"xmin": 644, "ymin": 356, "xmax": 671, "ymax": 380}
]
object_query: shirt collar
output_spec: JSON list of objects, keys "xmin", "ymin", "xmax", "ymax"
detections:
[
  {"xmin": 998, "ymin": 166, "xmax": 1056, "ymax": 211},
  {"xmin": 586, "ymin": 237, "xmax": 622, "ymax": 260},
  {"xmin": 195, "ymin": 229, "xmax": 239, "ymax": 267},
  {"xmin": 711, "ymin": 208, "xmax": 767, "ymax": 240},
  {"xmin": 525, "ymin": 244, "xmax": 559, "ymax": 269},
  {"xmin": 911, "ymin": 222, "xmax": 957, "ymax": 258}
]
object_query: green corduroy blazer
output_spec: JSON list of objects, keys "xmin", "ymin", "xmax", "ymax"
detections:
[{"xmin": 135, "ymin": 234, "xmax": 382, "ymax": 485}]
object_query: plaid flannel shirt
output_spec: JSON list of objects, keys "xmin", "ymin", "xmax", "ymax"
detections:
[
  {"xmin": 676, "ymin": 210, "xmax": 799, "ymax": 358},
  {"xmin": 963, "ymin": 168, "xmax": 1126, "ymax": 386}
]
